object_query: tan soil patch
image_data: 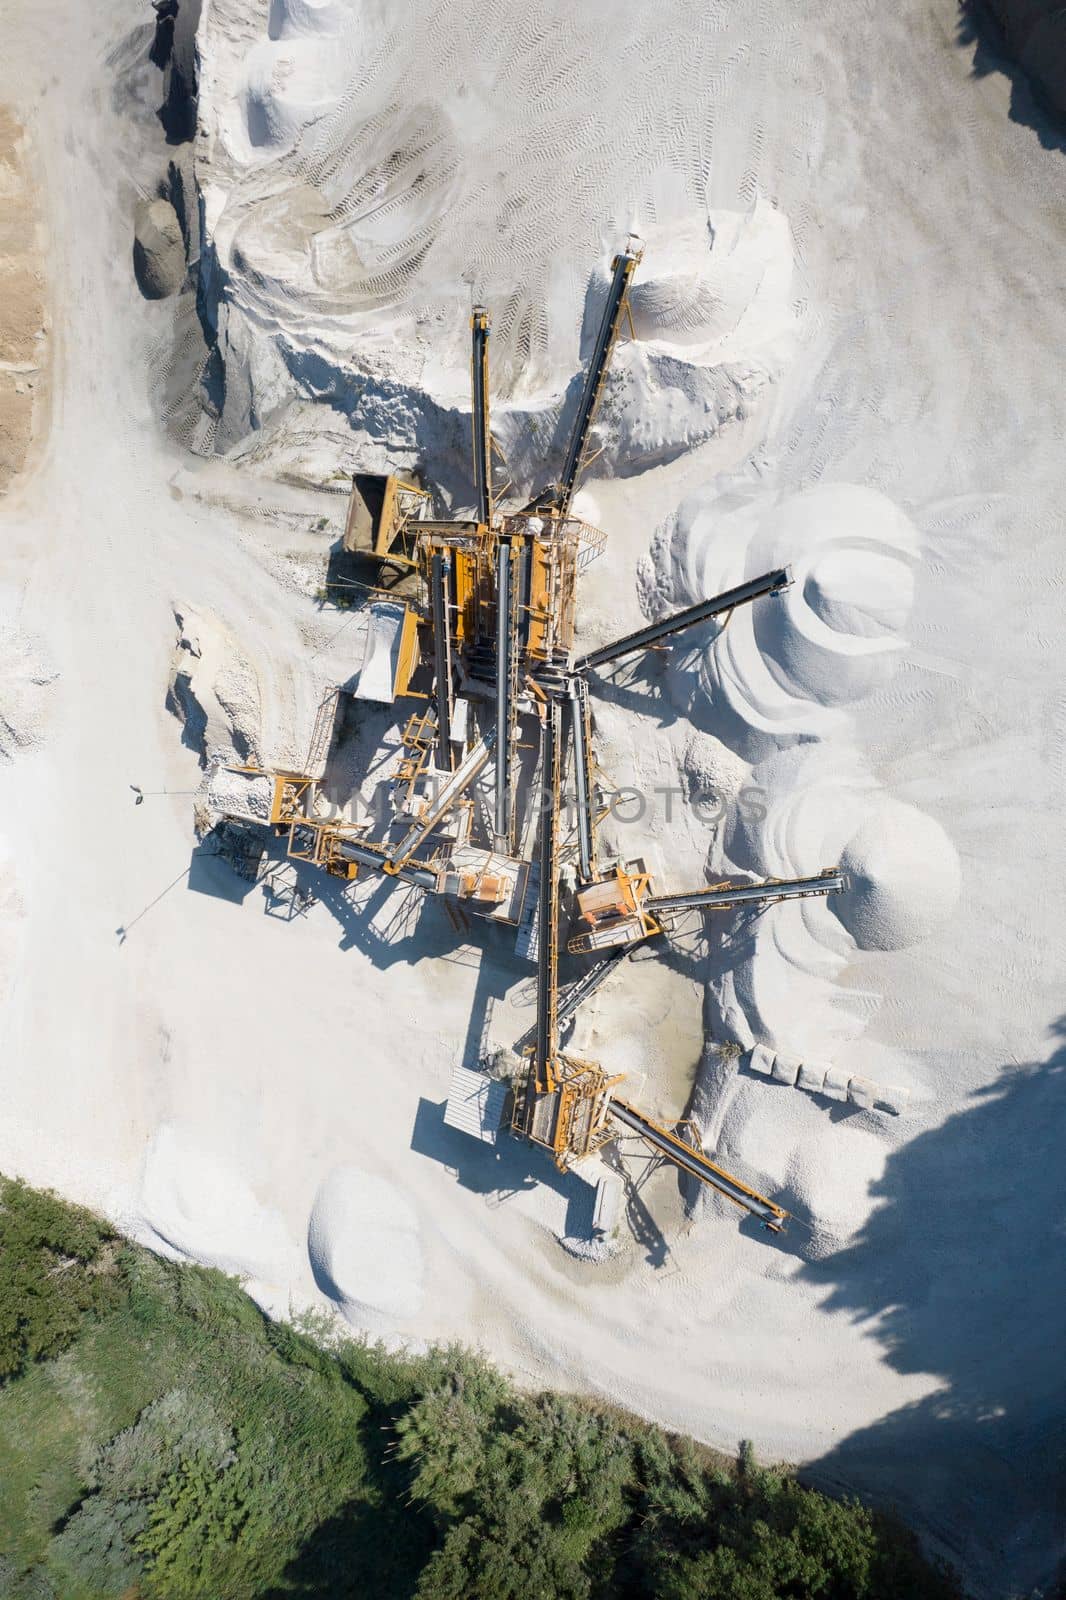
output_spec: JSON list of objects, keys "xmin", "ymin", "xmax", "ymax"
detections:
[{"xmin": 0, "ymin": 105, "xmax": 47, "ymax": 493}]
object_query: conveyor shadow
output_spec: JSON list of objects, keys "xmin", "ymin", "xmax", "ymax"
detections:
[
  {"xmin": 585, "ymin": 658, "xmax": 684, "ymax": 729},
  {"xmin": 309, "ymin": 871, "xmax": 461, "ymax": 968},
  {"xmin": 603, "ymin": 1143, "xmax": 670, "ymax": 1268}
]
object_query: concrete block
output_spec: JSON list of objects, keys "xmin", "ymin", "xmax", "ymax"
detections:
[
  {"xmin": 797, "ymin": 1062, "xmax": 826, "ymax": 1094},
  {"xmin": 847, "ymin": 1075, "xmax": 877, "ymax": 1110},
  {"xmin": 771, "ymin": 1053, "xmax": 800, "ymax": 1086},
  {"xmin": 874, "ymin": 1083, "xmax": 910, "ymax": 1116},
  {"xmin": 822, "ymin": 1066, "xmax": 849, "ymax": 1101},
  {"xmin": 748, "ymin": 1043, "xmax": 775, "ymax": 1077}
]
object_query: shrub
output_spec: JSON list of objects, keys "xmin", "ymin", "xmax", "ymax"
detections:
[{"xmin": 0, "ymin": 1179, "xmax": 124, "ymax": 1381}]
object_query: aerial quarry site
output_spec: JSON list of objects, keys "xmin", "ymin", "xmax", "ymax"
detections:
[{"xmin": 0, "ymin": 0, "xmax": 1064, "ymax": 1595}]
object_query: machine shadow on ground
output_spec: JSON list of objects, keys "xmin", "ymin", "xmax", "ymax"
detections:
[
  {"xmin": 186, "ymin": 833, "xmax": 263, "ymax": 905},
  {"xmin": 410, "ymin": 1095, "xmax": 596, "ymax": 1239},
  {"xmin": 803, "ymin": 1017, "xmax": 1066, "ymax": 1592}
]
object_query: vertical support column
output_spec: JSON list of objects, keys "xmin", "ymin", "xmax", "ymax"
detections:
[
  {"xmin": 534, "ymin": 699, "xmax": 562, "ymax": 1093},
  {"xmin": 471, "ymin": 308, "xmax": 492, "ymax": 528},
  {"xmin": 494, "ymin": 535, "xmax": 513, "ymax": 847},
  {"xmin": 430, "ymin": 550, "xmax": 453, "ymax": 770},
  {"xmin": 567, "ymin": 675, "xmax": 596, "ymax": 882}
]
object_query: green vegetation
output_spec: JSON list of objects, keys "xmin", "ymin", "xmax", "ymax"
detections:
[
  {"xmin": 0, "ymin": 1180, "xmax": 123, "ymax": 1382},
  {"xmin": 0, "ymin": 1176, "xmax": 962, "ymax": 1599}
]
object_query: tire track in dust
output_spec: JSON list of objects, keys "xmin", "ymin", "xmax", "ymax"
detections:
[{"xmin": 199, "ymin": 0, "xmax": 803, "ymax": 399}]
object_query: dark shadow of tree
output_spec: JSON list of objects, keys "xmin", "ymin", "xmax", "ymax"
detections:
[
  {"xmin": 803, "ymin": 1019, "xmax": 1066, "ymax": 1598},
  {"xmin": 259, "ymin": 1408, "xmax": 435, "ymax": 1599},
  {"xmin": 957, "ymin": 0, "xmax": 1066, "ymax": 151}
]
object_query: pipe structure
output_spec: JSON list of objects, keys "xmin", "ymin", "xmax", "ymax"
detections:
[
  {"xmin": 607, "ymin": 1099, "xmax": 789, "ymax": 1231},
  {"xmin": 647, "ymin": 869, "xmax": 845, "ymax": 915},
  {"xmin": 554, "ymin": 249, "xmax": 639, "ymax": 517},
  {"xmin": 534, "ymin": 701, "xmax": 563, "ymax": 1091},
  {"xmin": 430, "ymin": 550, "xmax": 454, "ymax": 770},
  {"xmin": 471, "ymin": 308, "xmax": 492, "ymax": 527},
  {"xmin": 383, "ymin": 731, "xmax": 495, "ymax": 875},
  {"xmin": 567, "ymin": 675, "xmax": 596, "ymax": 882},
  {"xmin": 494, "ymin": 536, "xmax": 513, "ymax": 846},
  {"xmin": 574, "ymin": 568, "xmax": 792, "ymax": 674}
]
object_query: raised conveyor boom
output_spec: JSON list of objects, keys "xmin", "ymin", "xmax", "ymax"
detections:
[
  {"xmin": 533, "ymin": 701, "xmax": 563, "ymax": 1090},
  {"xmin": 554, "ymin": 248, "xmax": 639, "ymax": 516},
  {"xmin": 383, "ymin": 730, "xmax": 495, "ymax": 874},
  {"xmin": 647, "ymin": 869, "xmax": 845, "ymax": 916},
  {"xmin": 607, "ymin": 1098, "xmax": 789, "ymax": 1231},
  {"xmin": 430, "ymin": 550, "xmax": 454, "ymax": 769},
  {"xmin": 575, "ymin": 568, "xmax": 792, "ymax": 674},
  {"xmin": 567, "ymin": 675, "xmax": 596, "ymax": 881},
  {"xmin": 471, "ymin": 308, "xmax": 492, "ymax": 527},
  {"xmin": 515, "ymin": 943, "xmax": 630, "ymax": 1053}
]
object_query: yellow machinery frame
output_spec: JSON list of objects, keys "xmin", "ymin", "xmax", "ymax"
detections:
[
  {"xmin": 394, "ymin": 603, "xmax": 422, "ymax": 699},
  {"xmin": 373, "ymin": 476, "xmax": 431, "ymax": 563}
]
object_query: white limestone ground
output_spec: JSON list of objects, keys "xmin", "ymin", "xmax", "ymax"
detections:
[{"xmin": 0, "ymin": 2, "xmax": 1064, "ymax": 1595}]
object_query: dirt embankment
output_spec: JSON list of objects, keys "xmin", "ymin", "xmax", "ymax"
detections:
[{"xmin": 0, "ymin": 106, "xmax": 47, "ymax": 493}]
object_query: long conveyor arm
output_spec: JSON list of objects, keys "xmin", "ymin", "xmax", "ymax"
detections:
[
  {"xmin": 574, "ymin": 568, "xmax": 792, "ymax": 674},
  {"xmin": 533, "ymin": 701, "xmax": 563, "ymax": 1091},
  {"xmin": 471, "ymin": 308, "xmax": 493, "ymax": 527},
  {"xmin": 553, "ymin": 248, "xmax": 640, "ymax": 517},
  {"xmin": 607, "ymin": 1098, "xmax": 789, "ymax": 1231},
  {"xmin": 647, "ymin": 869, "xmax": 845, "ymax": 916},
  {"xmin": 494, "ymin": 536, "xmax": 514, "ymax": 846},
  {"xmin": 567, "ymin": 675, "xmax": 597, "ymax": 881}
]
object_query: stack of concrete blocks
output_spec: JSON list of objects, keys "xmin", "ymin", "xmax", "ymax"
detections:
[{"xmin": 747, "ymin": 1044, "xmax": 909, "ymax": 1116}]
